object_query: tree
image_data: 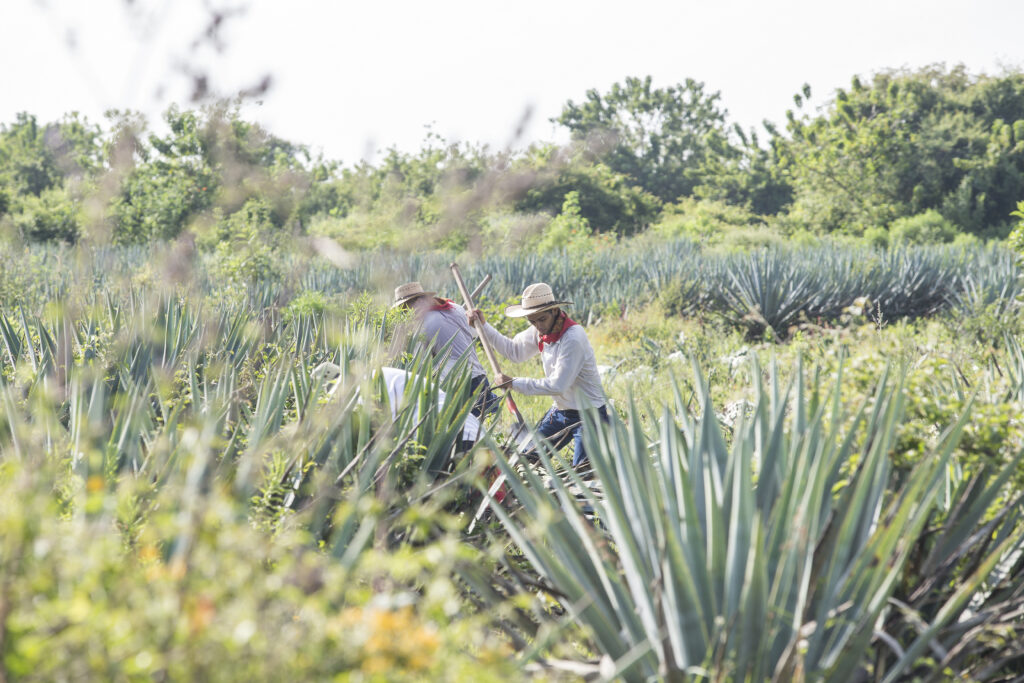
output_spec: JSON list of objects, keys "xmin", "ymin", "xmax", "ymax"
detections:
[
  {"xmin": 0, "ymin": 112, "xmax": 102, "ymax": 242},
  {"xmin": 109, "ymin": 106, "xmax": 312, "ymax": 243},
  {"xmin": 555, "ymin": 76, "xmax": 732, "ymax": 203},
  {"xmin": 782, "ymin": 65, "xmax": 1024, "ymax": 236},
  {"xmin": 513, "ymin": 144, "xmax": 661, "ymax": 236},
  {"xmin": 8, "ymin": 187, "xmax": 81, "ymax": 242},
  {"xmin": 693, "ymin": 122, "xmax": 793, "ymax": 215},
  {"xmin": 109, "ymin": 108, "xmax": 219, "ymax": 242},
  {"xmin": 0, "ymin": 112, "xmax": 102, "ymax": 198}
]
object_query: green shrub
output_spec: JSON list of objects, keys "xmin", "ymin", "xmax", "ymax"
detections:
[
  {"xmin": 952, "ymin": 231, "xmax": 981, "ymax": 247},
  {"xmin": 210, "ymin": 238, "xmax": 278, "ymax": 286},
  {"xmin": 659, "ymin": 275, "xmax": 705, "ymax": 317},
  {"xmin": 307, "ymin": 207, "xmax": 411, "ymax": 250},
  {"xmin": 9, "ymin": 186, "xmax": 81, "ymax": 242},
  {"xmin": 197, "ymin": 197, "xmax": 279, "ymax": 251},
  {"xmin": 863, "ymin": 225, "xmax": 889, "ymax": 248},
  {"xmin": 889, "ymin": 209, "xmax": 958, "ymax": 245},
  {"xmin": 535, "ymin": 191, "xmax": 613, "ymax": 254},
  {"xmin": 513, "ymin": 145, "xmax": 661, "ymax": 236},
  {"xmin": 1007, "ymin": 200, "xmax": 1024, "ymax": 257},
  {"xmin": 283, "ymin": 289, "xmax": 331, "ymax": 322},
  {"xmin": 479, "ymin": 211, "xmax": 549, "ymax": 252},
  {"xmin": 649, "ymin": 198, "xmax": 779, "ymax": 250},
  {"xmin": 202, "ymin": 198, "xmax": 284, "ymax": 286},
  {"xmin": 0, "ymin": 462, "xmax": 516, "ymax": 682}
]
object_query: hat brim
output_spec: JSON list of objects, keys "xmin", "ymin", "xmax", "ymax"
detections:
[
  {"xmin": 504, "ymin": 301, "xmax": 572, "ymax": 318},
  {"xmin": 392, "ymin": 291, "xmax": 435, "ymax": 308}
]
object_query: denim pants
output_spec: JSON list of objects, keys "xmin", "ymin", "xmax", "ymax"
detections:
[{"xmin": 535, "ymin": 405, "xmax": 609, "ymax": 467}]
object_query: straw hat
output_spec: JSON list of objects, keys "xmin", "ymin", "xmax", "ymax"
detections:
[
  {"xmin": 392, "ymin": 281, "xmax": 435, "ymax": 308},
  {"xmin": 504, "ymin": 283, "xmax": 573, "ymax": 317}
]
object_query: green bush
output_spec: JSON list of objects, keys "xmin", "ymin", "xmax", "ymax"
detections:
[
  {"xmin": 889, "ymin": 209, "xmax": 959, "ymax": 245},
  {"xmin": 197, "ymin": 197, "xmax": 279, "ymax": 251},
  {"xmin": 210, "ymin": 238, "xmax": 278, "ymax": 286},
  {"xmin": 478, "ymin": 210, "xmax": 549, "ymax": 252},
  {"xmin": 1007, "ymin": 200, "xmax": 1024, "ymax": 257},
  {"xmin": 0, "ymin": 462, "xmax": 516, "ymax": 682},
  {"xmin": 535, "ymin": 191, "xmax": 613, "ymax": 254},
  {"xmin": 649, "ymin": 197, "xmax": 780, "ymax": 250},
  {"xmin": 863, "ymin": 225, "xmax": 889, "ymax": 248},
  {"xmin": 8, "ymin": 186, "xmax": 81, "ymax": 242},
  {"xmin": 513, "ymin": 145, "xmax": 661, "ymax": 236},
  {"xmin": 284, "ymin": 289, "xmax": 331, "ymax": 322}
]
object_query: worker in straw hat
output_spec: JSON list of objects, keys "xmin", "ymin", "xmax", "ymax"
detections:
[
  {"xmin": 393, "ymin": 281, "xmax": 498, "ymax": 419},
  {"xmin": 467, "ymin": 283, "xmax": 608, "ymax": 470}
]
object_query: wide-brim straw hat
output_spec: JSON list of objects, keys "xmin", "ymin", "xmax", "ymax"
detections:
[
  {"xmin": 392, "ymin": 281, "xmax": 435, "ymax": 308},
  {"xmin": 504, "ymin": 283, "xmax": 573, "ymax": 317}
]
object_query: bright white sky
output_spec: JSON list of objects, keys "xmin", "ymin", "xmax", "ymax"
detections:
[{"xmin": 2, "ymin": 0, "xmax": 1022, "ymax": 166}]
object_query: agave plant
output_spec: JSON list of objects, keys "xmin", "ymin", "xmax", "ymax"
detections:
[
  {"xmin": 948, "ymin": 246, "xmax": 1023, "ymax": 321},
  {"xmin": 716, "ymin": 249, "xmax": 830, "ymax": 336},
  {"xmin": 865, "ymin": 247, "xmax": 961, "ymax": 321},
  {"xmin": 483, "ymin": 357, "xmax": 1024, "ymax": 681}
]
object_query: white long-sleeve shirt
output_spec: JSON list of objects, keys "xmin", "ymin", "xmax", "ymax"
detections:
[
  {"xmin": 418, "ymin": 306, "xmax": 486, "ymax": 380},
  {"xmin": 479, "ymin": 322, "xmax": 606, "ymax": 411}
]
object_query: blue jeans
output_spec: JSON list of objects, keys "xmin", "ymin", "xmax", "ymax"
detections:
[{"xmin": 535, "ymin": 405, "xmax": 609, "ymax": 467}]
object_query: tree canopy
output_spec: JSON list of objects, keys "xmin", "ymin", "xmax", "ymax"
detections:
[
  {"xmin": 782, "ymin": 65, "xmax": 1024, "ymax": 237},
  {"xmin": 554, "ymin": 75, "xmax": 732, "ymax": 204},
  {"xmin": 1, "ymin": 65, "xmax": 1023, "ymax": 248}
]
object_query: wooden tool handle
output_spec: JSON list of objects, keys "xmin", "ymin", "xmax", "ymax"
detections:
[
  {"xmin": 450, "ymin": 263, "xmax": 503, "ymax": 378},
  {"xmin": 469, "ymin": 274, "xmax": 491, "ymax": 302}
]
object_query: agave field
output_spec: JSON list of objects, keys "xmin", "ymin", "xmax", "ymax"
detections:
[
  {"xmin": 3, "ymin": 240, "xmax": 1021, "ymax": 334},
  {"xmin": 3, "ymin": 240, "xmax": 1024, "ymax": 681}
]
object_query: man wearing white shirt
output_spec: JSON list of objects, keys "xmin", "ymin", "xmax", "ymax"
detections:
[
  {"xmin": 468, "ymin": 283, "xmax": 608, "ymax": 469},
  {"xmin": 393, "ymin": 281, "xmax": 497, "ymax": 418}
]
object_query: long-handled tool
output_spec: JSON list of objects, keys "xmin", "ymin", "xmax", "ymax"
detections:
[
  {"xmin": 450, "ymin": 263, "xmax": 529, "ymax": 533},
  {"xmin": 450, "ymin": 264, "xmax": 526, "ymax": 430},
  {"xmin": 469, "ymin": 274, "xmax": 491, "ymax": 303}
]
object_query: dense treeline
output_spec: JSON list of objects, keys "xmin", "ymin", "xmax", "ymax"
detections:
[{"xmin": 2, "ymin": 64, "xmax": 1023, "ymax": 251}]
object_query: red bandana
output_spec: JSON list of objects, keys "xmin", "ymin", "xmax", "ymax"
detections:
[
  {"xmin": 538, "ymin": 316, "xmax": 578, "ymax": 351},
  {"xmin": 430, "ymin": 298, "xmax": 455, "ymax": 311}
]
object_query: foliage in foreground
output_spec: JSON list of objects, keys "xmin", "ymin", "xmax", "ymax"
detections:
[
  {"xmin": 0, "ymin": 285, "xmax": 537, "ymax": 680},
  {"xmin": 0, "ymin": 458, "xmax": 516, "ymax": 682}
]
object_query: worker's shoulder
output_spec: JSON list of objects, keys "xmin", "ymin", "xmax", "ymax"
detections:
[
  {"xmin": 565, "ymin": 323, "xmax": 590, "ymax": 339},
  {"xmin": 556, "ymin": 323, "xmax": 591, "ymax": 348},
  {"xmin": 421, "ymin": 308, "xmax": 452, "ymax": 329}
]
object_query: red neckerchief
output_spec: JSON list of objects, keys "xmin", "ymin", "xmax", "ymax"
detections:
[
  {"xmin": 430, "ymin": 298, "xmax": 455, "ymax": 311},
  {"xmin": 538, "ymin": 315, "xmax": 577, "ymax": 351}
]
